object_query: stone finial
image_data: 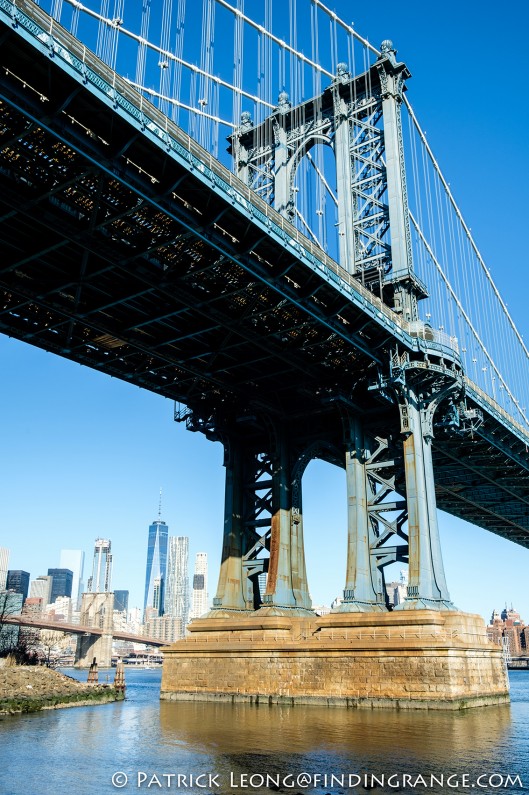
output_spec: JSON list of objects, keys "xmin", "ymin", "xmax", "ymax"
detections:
[{"xmin": 335, "ymin": 62, "xmax": 351, "ymax": 84}]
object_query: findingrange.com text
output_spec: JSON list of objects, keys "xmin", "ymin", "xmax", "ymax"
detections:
[{"xmin": 111, "ymin": 771, "xmax": 525, "ymax": 790}]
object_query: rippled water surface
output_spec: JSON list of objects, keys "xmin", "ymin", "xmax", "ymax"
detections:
[{"xmin": 1, "ymin": 669, "xmax": 528, "ymax": 794}]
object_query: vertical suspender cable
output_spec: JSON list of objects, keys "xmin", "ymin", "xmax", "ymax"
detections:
[
  {"xmin": 232, "ymin": 0, "xmax": 244, "ymax": 145},
  {"xmin": 70, "ymin": 2, "xmax": 79, "ymax": 36},
  {"xmin": 158, "ymin": 0, "xmax": 173, "ymax": 117},
  {"xmin": 96, "ymin": 0, "xmax": 109, "ymax": 59},
  {"xmin": 171, "ymin": 0, "xmax": 186, "ymax": 126},
  {"xmin": 135, "ymin": 0, "xmax": 151, "ymax": 88},
  {"xmin": 51, "ymin": 0, "xmax": 64, "ymax": 22}
]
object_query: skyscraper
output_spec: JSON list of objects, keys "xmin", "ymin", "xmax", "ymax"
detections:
[
  {"xmin": 143, "ymin": 495, "xmax": 168, "ymax": 616},
  {"xmin": 87, "ymin": 539, "xmax": 112, "ymax": 593},
  {"xmin": 189, "ymin": 552, "xmax": 209, "ymax": 619},
  {"xmin": 29, "ymin": 575, "xmax": 53, "ymax": 604},
  {"xmin": 152, "ymin": 576, "xmax": 165, "ymax": 615},
  {"xmin": 114, "ymin": 590, "xmax": 129, "ymax": 613},
  {"xmin": 47, "ymin": 568, "xmax": 73, "ymax": 603},
  {"xmin": 6, "ymin": 570, "xmax": 30, "ymax": 602},
  {"xmin": 60, "ymin": 549, "xmax": 85, "ymax": 608},
  {"xmin": 164, "ymin": 536, "xmax": 190, "ymax": 625}
]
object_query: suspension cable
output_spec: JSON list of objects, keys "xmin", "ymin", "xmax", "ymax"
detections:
[
  {"xmin": 410, "ymin": 212, "xmax": 528, "ymax": 426},
  {"xmin": 62, "ymin": 0, "xmax": 275, "ymax": 109},
  {"xmin": 214, "ymin": 0, "xmax": 334, "ymax": 79}
]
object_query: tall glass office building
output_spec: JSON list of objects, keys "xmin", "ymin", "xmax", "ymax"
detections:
[
  {"xmin": 87, "ymin": 539, "xmax": 112, "ymax": 593},
  {"xmin": 6, "ymin": 570, "xmax": 30, "ymax": 602},
  {"xmin": 143, "ymin": 517, "xmax": 168, "ymax": 617},
  {"xmin": 164, "ymin": 536, "xmax": 190, "ymax": 626},
  {"xmin": 114, "ymin": 590, "xmax": 129, "ymax": 613},
  {"xmin": 189, "ymin": 552, "xmax": 208, "ymax": 619},
  {"xmin": 47, "ymin": 568, "xmax": 73, "ymax": 603}
]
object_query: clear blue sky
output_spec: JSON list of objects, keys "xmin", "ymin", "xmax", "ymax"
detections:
[{"xmin": 1, "ymin": 0, "xmax": 528, "ymax": 621}]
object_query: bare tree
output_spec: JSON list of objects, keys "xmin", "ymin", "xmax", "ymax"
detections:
[
  {"xmin": 0, "ymin": 591, "xmax": 23, "ymax": 656},
  {"xmin": 10, "ymin": 628, "xmax": 40, "ymax": 665},
  {"xmin": 37, "ymin": 630, "xmax": 65, "ymax": 667}
]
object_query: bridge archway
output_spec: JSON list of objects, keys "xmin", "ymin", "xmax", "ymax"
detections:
[
  {"xmin": 287, "ymin": 135, "xmax": 339, "ymax": 259},
  {"xmin": 300, "ymin": 456, "xmax": 347, "ymax": 610}
]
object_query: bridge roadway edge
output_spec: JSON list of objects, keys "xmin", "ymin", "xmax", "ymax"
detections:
[{"xmin": 160, "ymin": 611, "xmax": 509, "ymax": 710}]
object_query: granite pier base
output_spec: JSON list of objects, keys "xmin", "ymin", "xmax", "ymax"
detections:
[{"xmin": 161, "ymin": 610, "xmax": 509, "ymax": 710}]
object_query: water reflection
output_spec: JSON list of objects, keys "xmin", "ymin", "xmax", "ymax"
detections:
[
  {"xmin": 158, "ymin": 699, "xmax": 518, "ymax": 792},
  {"xmin": 0, "ymin": 670, "xmax": 527, "ymax": 795},
  {"xmin": 159, "ymin": 699, "xmax": 512, "ymax": 760}
]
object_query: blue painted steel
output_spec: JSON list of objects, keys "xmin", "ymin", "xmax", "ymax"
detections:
[{"xmin": 334, "ymin": 418, "xmax": 386, "ymax": 612}]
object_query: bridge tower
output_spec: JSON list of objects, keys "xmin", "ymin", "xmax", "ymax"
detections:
[
  {"xmin": 230, "ymin": 41, "xmax": 426, "ymax": 321},
  {"xmin": 162, "ymin": 44, "xmax": 507, "ymax": 708},
  {"xmin": 75, "ymin": 592, "xmax": 114, "ymax": 669},
  {"xmin": 205, "ymin": 41, "xmax": 454, "ymax": 617}
]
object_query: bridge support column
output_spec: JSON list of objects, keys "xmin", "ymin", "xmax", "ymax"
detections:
[
  {"xmin": 209, "ymin": 440, "xmax": 253, "ymax": 615},
  {"xmin": 334, "ymin": 91, "xmax": 356, "ymax": 273},
  {"xmin": 395, "ymin": 391, "xmax": 454, "ymax": 610},
  {"xmin": 207, "ymin": 427, "xmax": 312, "ymax": 618},
  {"xmin": 273, "ymin": 93, "xmax": 294, "ymax": 220},
  {"xmin": 257, "ymin": 429, "xmax": 312, "ymax": 615},
  {"xmin": 334, "ymin": 417, "xmax": 386, "ymax": 612}
]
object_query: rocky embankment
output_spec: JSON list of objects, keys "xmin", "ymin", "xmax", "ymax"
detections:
[{"xmin": 0, "ymin": 664, "xmax": 124, "ymax": 715}]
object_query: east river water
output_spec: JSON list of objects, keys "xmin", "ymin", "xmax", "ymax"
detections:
[{"xmin": 1, "ymin": 669, "xmax": 528, "ymax": 795}]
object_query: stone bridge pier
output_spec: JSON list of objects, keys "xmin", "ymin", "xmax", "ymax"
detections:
[
  {"xmin": 75, "ymin": 592, "xmax": 114, "ymax": 669},
  {"xmin": 161, "ymin": 405, "xmax": 509, "ymax": 709}
]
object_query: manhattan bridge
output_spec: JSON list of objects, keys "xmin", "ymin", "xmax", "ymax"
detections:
[{"xmin": 0, "ymin": 0, "xmax": 528, "ymax": 618}]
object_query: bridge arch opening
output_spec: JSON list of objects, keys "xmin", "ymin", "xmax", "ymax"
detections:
[
  {"xmin": 290, "ymin": 138, "xmax": 340, "ymax": 262},
  {"xmin": 301, "ymin": 457, "xmax": 347, "ymax": 611},
  {"xmin": 297, "ymin": 446, "xmax": 410, "ymax": 613}
]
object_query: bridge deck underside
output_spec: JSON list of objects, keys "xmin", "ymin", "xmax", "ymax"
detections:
[
  {"xmin": 0, "ymin": 10, "xmax": 528, "ymax": 550},
  {"xmin": 0, "ymin": 32, "xmax": 389, "ymax": 428},
  {"xmin": 432, "ymin": 429, "xmax": 529, "ymax": 547}
]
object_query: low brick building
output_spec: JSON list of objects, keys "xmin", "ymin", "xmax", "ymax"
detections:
[{"xmin": 487, "ymin": 607, "xmax": 527, "ymax": 657}]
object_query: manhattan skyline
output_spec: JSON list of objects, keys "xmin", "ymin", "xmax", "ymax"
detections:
[{"xmin": 1, "ymin": 0, "xmax": 529, "ymax": 619}]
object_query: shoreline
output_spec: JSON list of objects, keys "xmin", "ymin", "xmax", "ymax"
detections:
[{"xmin": 0, "ymin": 664, "xmax": 124, "ymax": 716}]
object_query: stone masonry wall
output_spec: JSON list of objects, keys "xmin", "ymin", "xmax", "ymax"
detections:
[{"xmin": 161, "ymin": 611, "xmax": 509, "ymax": 710}]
